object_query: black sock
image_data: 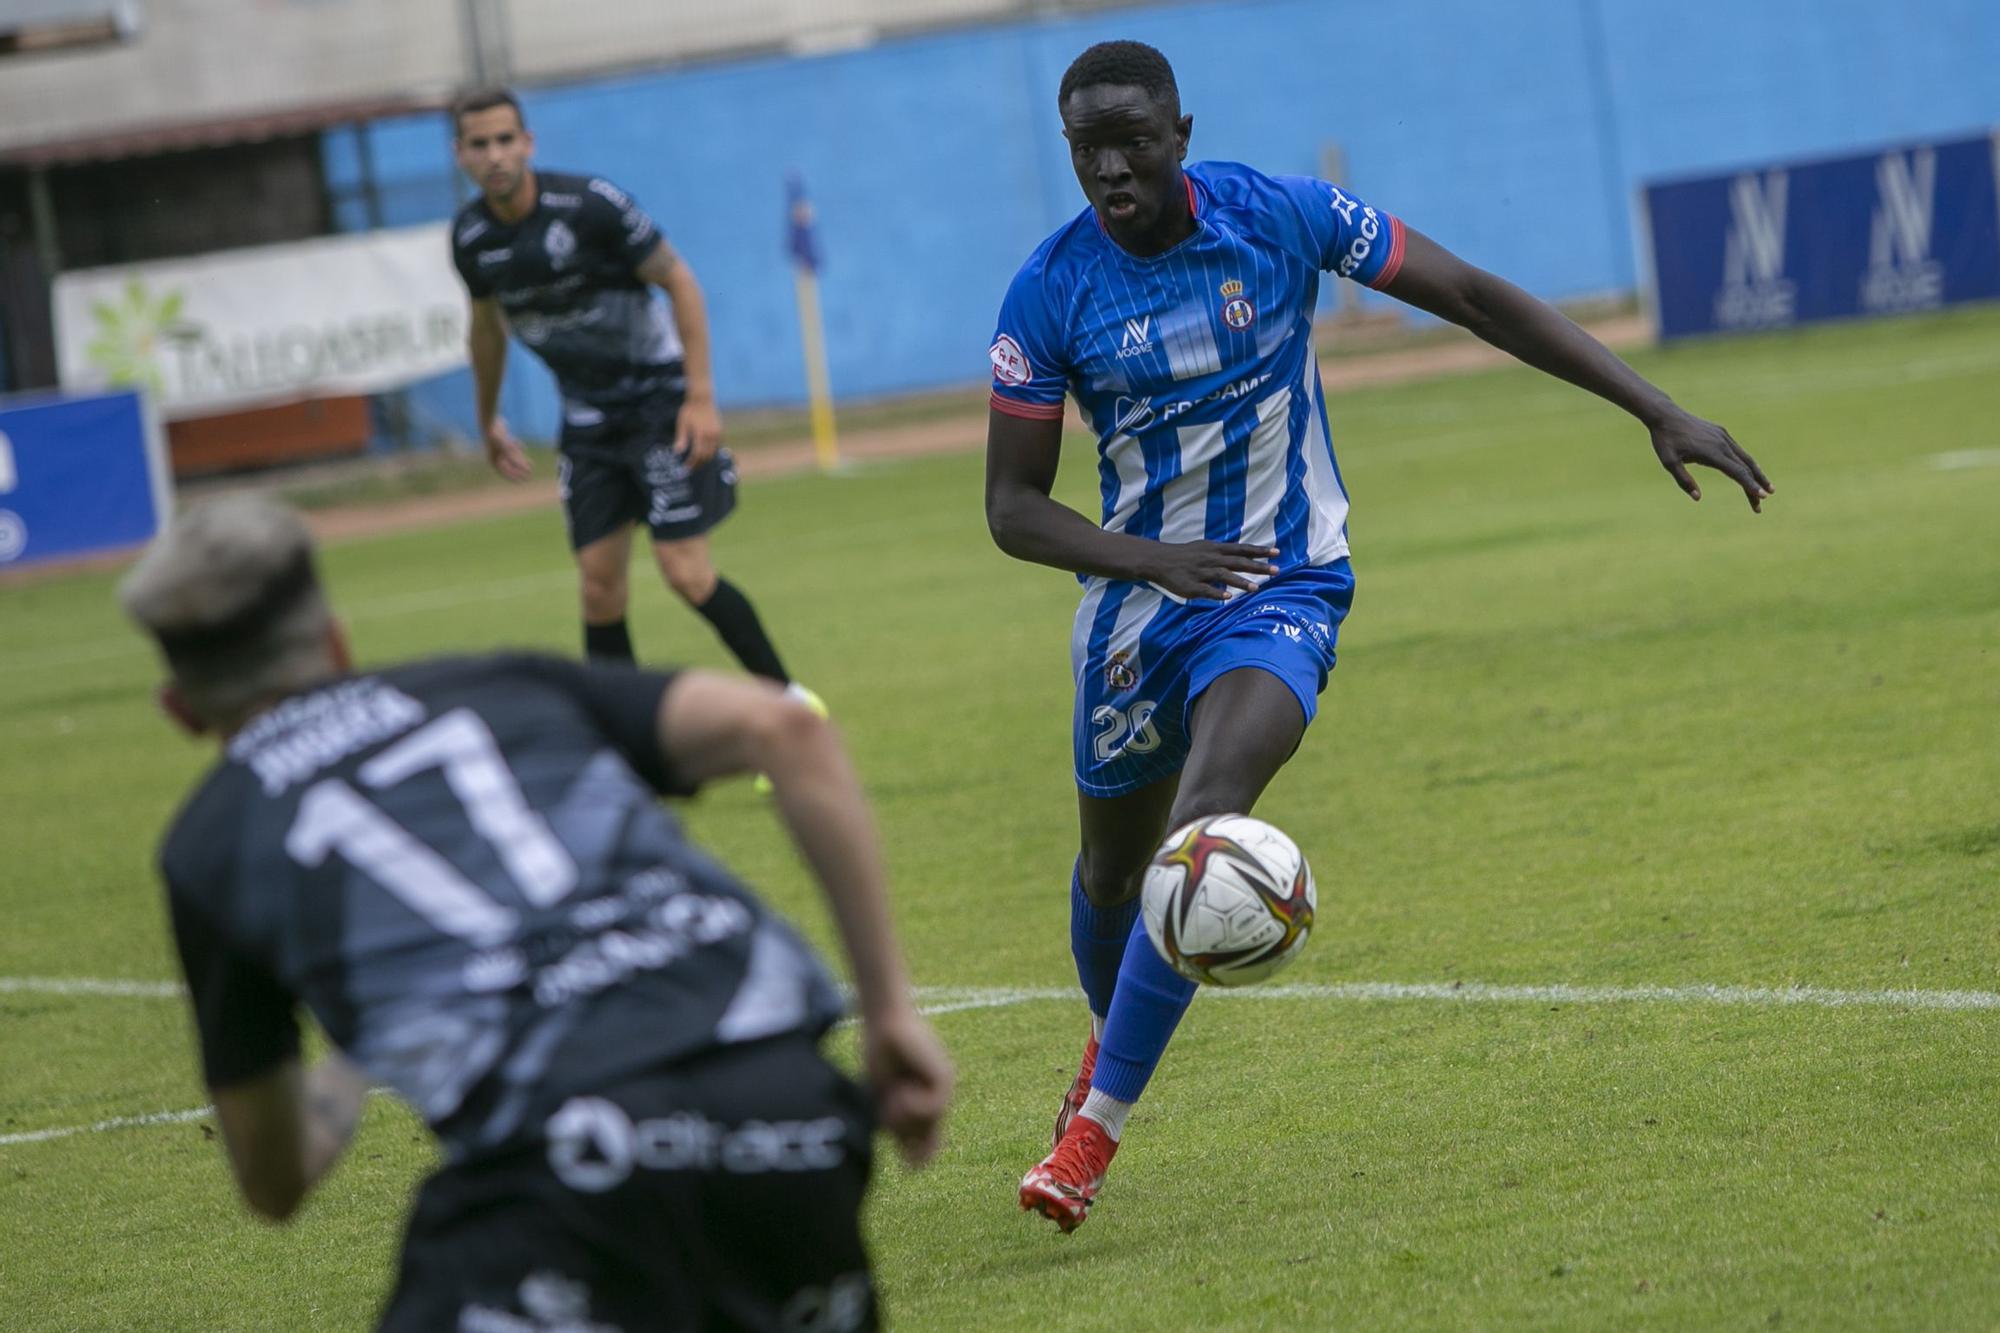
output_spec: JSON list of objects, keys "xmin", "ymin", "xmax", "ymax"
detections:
[
  {"xmin": 584, "ymin": 618, "xmax": 635, "ymax": 664},
  {"xmin": 694, "ymin": 578, "xmax": 790, "ymax": 683}
]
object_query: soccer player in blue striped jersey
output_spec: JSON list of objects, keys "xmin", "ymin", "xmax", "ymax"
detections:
[{"xmin": 991, "ymin": 41, "xmax": 1774, "ymax": 1232}]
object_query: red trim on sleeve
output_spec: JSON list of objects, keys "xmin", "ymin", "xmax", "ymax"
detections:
[
  {"xmin": 990, "ymin": 392, "xmax": 1064, "ymax": 421},
  {"xmin": 1367, "ymin": 217, "xmax": 1407, "ymax": 290}
]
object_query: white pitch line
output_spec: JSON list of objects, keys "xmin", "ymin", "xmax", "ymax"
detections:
[
  {"xmin": 0, "ymin": 1106, "xmax": 213, "ymax": 1147},
  {"xmin": 903, "ymin": 981, "xmax": 2000, "ymax": 1014},
  {"xmin": 5, "ymin": 976, "xmax": 1996, "ymax": 1150},
  {"xmin": 1201, "ymin": 980, "xmax": 2000, "ymax": 1012},
  {"xmin": 1929, "ymin": 447, "xmax": 2000, "ymax": 471},
  {"xmin": 0, "ymin": 976, "xmax": 183, "ymax": 998},
  {"xmin": 7, "ymin": 976, "xmax": 1999, "ymax": 1012},
  {"xmin": 0, "ymin": 1088, "xmax": 400, "ymax": 1148}
]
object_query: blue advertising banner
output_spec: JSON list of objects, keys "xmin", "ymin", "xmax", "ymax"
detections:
[
  {"xmin": 1644, "ymin": 133, "xmax": 2000, "ymax": 339},
  {"xmin": 0, "ymin": 388, "xmax": 171, "ymax": 568}
]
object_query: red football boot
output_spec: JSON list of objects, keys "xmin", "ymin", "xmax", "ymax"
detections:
[{"xmin": 1019, "ymin": 1114, "xmax": 1118, "ymax": 1234}]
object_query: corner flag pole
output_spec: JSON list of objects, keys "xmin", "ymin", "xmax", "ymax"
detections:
[{"xmin": 787, "ymin": 175, "xmax": 840, "ymax": 471}]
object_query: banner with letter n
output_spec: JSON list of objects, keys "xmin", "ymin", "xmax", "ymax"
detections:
[
  {"xmin": 50, "ymin": 224, "xmax": 468, "ymax": 421},
  {"xmin": 1642, "ymin": 132, "xmax": 2000, "ymax": 340}
]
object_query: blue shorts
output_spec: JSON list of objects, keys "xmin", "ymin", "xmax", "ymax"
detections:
[{"xmin": 1069, "ymin": 560, "xmax": 1355, "ymax": 797}]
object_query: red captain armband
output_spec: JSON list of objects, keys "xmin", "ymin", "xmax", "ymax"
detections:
[
  {"xmin": 990, "ymin": 392, "xmax": 1064, "ymax": 421},
  {"xmin": 1365, "ymin": 216, "xmax": 1408, "ymax": 291}
]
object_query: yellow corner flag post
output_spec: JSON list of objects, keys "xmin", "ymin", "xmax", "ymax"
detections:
[{"xmin": 787, "ymin": 175, "xmax": 840, "ymax": 472}]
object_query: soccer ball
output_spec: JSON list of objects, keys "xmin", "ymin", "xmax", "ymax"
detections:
[{"xmin": 1141, "ymin": 814, "xmax": 1316, "ymax": 987}]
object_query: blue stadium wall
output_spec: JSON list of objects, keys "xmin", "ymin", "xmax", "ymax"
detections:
[{"xmin": 323, "ymin": 0, "xmax": 2000, "ymax": 439}]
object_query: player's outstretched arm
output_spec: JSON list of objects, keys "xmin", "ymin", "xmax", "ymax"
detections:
[
  {"xmin": 1380, "ymin": 228, "xmax": 1774, "ymax": 511},
  {"xmin": 985, "ymin": 407, "xmax": 1277, "ymax": 598},
  {"xmin": 467, "ymin": 297, "xmax": 532, "ymax": 481},
  {"xmin": 655, "ymin": 671, "xmax": 953, "ymax": 1166},
  {"xmin": 638, "ymin": 241, "xmax": 724, "ymax": 466},
  {"xmin": 210, "ymin": 1052, "xmax": 369, "ymax": 1223}
]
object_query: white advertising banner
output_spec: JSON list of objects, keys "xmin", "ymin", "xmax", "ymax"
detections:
[{"xmin": 52, "ymin": 224, "xmax": 467, "ymax": 421}]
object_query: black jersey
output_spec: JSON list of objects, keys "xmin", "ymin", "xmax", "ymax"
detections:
[
  {"xmin": 158, "ymin": 654, "xmax": 843, "ymax": 1162},
  {"xmin": 451, "ymin": 171, "xmax": 686, "ymax": 416}
]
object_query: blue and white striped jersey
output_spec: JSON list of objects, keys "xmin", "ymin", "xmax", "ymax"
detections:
[{"xmin": 989, "ymin": 161, "xmax": 1405, "ymax": 594}]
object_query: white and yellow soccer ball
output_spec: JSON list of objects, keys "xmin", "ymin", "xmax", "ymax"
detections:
[{"xmin": 1141, "ymin": 814, "xmax": 1316, "ymax": 987}]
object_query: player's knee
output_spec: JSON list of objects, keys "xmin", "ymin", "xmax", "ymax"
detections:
[
  {"xmin": 660, "ymin": 564, "xmax": 716, "ymax": 604},
  {"xmin": 654, "ymin": 550, "xmax": 717, "ymax": 604},
  {"xmin": 1170, "ymin": 776, "xmax": 1257, "ymax": 829},
  {"xmin": 1076, "ymin": 849, "xmax": 1145, "ymax": 909},
  {"xmin": 578, "ymin": 567, "xmax": 628, "ymax": 620}
]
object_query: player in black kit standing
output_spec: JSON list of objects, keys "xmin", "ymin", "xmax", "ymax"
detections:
[
  {"xmin": 120, "ymin": 493, "xmax": 951, "ymax": 1331},
  {"xmin": 450, "ymin": 88, "xmax": 816, "ymax": 710}
]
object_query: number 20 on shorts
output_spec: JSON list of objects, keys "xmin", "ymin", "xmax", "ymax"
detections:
[{"xmin": 1091, "ymin": 699, "xmax": 1162, "ymax": 763}]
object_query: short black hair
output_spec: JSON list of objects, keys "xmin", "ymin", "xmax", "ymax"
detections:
[
  {"xmin": 1058, "ymin": 40, "xmax": 1179, "ymax": 114},
  {"xmin": 451, "ymin": 87, "xmax": 525, "ymax": 136}
]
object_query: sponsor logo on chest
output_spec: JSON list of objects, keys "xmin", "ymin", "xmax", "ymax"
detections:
[{"xmin": 1117, "ymin": 316, "xmax": 1155, "ymax": 359}]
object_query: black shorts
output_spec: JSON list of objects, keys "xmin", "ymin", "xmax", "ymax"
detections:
[
  {"xmin": 377, "ymin": 1035, "xmax": 878, "ymax": 1333},
  {"xmin": 558, "ymin": 397, "xmax": 738, "ymax": 550}
]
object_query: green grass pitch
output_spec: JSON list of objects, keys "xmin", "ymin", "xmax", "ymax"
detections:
[{"xmin": 2, "ymin": 306, "xmax": 1996, "ymax": 1329}]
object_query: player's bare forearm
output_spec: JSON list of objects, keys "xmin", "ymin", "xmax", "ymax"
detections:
[
  {"xmin": 748, "ymin": 707, "xmax": 953, "ymax": 1165},
  {"xmin": 467, "ymin": 299, "xmax": 509, "ymax": 432},
  {"xmin": 986, "ymin": 407, "xmax": 1146, "ymax": 579},
  {"xmin": 300, "ymin": 1054, "xmax": 369, "ymax": 1186},
  {"xmin": 989, "ymin": 482, "xmax": 1165, "ymax": 582},
  {"xmin": 642, "ymin": 243, "xmax": 717, "ymax": 403},
  {"xmin": 656, "ymin": 673, "xmax": 910, "ymax": 1017},
  {"xmin": 1383, "ymin": 230, "xmax": 1673, "ymax": 424},
  {"xmin": 467, "ymin": 304, "xmax": 532, "ymax": 478},
  {"xmin": 986, "ymin": 407, "xmax": 1278, "ymax": 596},
  {"xmin": 642, "ymin": 243, "xmax": 724, "ymax": 461},
  {"xmin": 763, "ymin": 714, "xmax": 914, "ymax": 1020},
  {"xmin": 212, "ymin": 1054, "xmax": 365, "ymax": 1223},
  {"xmin": 1382, "ymin": 226, "xmax": 1774, "ymax": 509}
]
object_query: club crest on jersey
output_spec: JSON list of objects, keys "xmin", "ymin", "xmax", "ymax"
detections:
[
  {"xmin": 1219, "ymin": 279, "xmax": 1255, "ymax": 330},
  {"xmin": 544, "ymin": 219, "xmax": 578, "ymax": 270},
  {"xmin": 1105, "ymin": 651, "xmax": 1138, "ymax": 691},
  {"xmin": 990, "ymin": 333, "xmax": 1033, "ymax": 386}
]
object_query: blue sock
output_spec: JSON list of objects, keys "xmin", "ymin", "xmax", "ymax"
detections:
[
  {"xmin": 1069, "ymin": 863, "xmax": 1139, "ymax": 1021},
  {"xmin": 1091, "ymin": 912, "xmax": 1198, "ymax": 1103}
]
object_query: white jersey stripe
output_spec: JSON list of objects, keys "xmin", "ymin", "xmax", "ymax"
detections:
[
  {"xmin": 1238, "ymin": 385, "xmax": 1298, "ymax": 551},
  {"xmin": 1297, "ymin": 343, "xmax": 1351, "ymax": 565},
  {"xmin": 1160, "ymin": 301, "xmax": 1223, "ymax": 381},
  {"xmin": 1101, "ymin": 582, "xmax": 1168, "ymax": 661},
  {"xmin": 1300, "ymin": 407, "xmax": 1338, "ymax": 564},
  {"xmin": 1103, "ymin": 432, "xmax": 1152, "ymax": 534},
  {"xmin": 1159, "ymin": 419, "xmax": 1225, "ymax": 545},
  {"xmin": 1069, "ymin": 579, "xmax": 1112, "ymax": 680}
]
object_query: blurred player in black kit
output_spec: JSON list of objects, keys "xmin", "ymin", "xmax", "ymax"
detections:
[
  {"xmin": 121, "ymin": 493, "xmax": 951, "ymax": 1331},
  {"xmin": 450, "ymin": 88, "xmax": 824, "ymax": 724}
]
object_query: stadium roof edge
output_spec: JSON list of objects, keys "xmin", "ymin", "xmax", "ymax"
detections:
[{"xmin": 0, "ymin": 94, "xmax": 448, "ymax": 169}]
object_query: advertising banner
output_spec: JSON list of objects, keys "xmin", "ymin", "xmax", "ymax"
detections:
[
  {"xmin": 1644, "ymin": 133, "xmax": 2000, "ymax": 339},
  {"xmin": 0, "ymin": 388, "xmax": 169, "ymax": 567},
  {"xmin": 53, "ymin": 224, "xmax": 466, "ymax": 420}
]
